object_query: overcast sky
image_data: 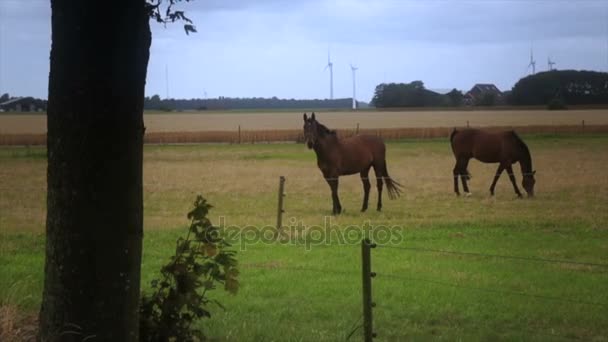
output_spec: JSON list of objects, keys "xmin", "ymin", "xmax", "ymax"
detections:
[{"xmin": 0, "ymin": 0, "xmax": 607, "ymax": 102}]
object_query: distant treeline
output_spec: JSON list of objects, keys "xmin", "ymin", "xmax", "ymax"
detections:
[
  {"xmin": 0, "ymin": 93, "xmax": 47, "ymax": 111},
  {"xmin": 371, "ymin": 81, "xmax": 466, "ymax": 108},
  {"xmin": 143, "ymin": 95, "xmax": 366, "ymax": 111},
  {"xmin": 371, "ymin": 70, "xmax": 608, "ymax": 109},
  {"xmin": 510, "ymin": 70, "xmax": 608, "ymax": 106},
  {"xmin": 6, "ymin": 70, "xmax": 607, "ymax": 112}
]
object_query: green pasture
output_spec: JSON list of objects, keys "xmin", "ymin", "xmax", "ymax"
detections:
[{"xmin": 1, "ymin": 134, "xmax": 608, "ymax": 340}]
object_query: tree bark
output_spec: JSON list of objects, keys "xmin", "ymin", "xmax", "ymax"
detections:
[{"xmin": 39, "ymin": 1, "xmax": 151, "ymax": 340}]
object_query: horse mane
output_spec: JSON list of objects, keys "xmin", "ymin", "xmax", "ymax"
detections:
[
  {"xmin": 511, "ymin": 131, "xmax": 532, "ymax": 171},
  {"xmin": 316, "ymin": 121, "xmax": 336, "ymax": 136}
]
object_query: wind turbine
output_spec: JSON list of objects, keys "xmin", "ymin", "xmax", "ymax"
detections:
[
  {"xmin": 350, "ymin": 64, "xmax": 358, "ymax": 110},
  {"xmin": 324, "ymin": 50, "xmax": 334, "ymax": 100},
  {"xmin": 165, "ymin": 64, "xmax": 170, "ymax": 99},
  {"xmin": 527, "ymin": 48, "xmax": 536, "ymax": 75},
  {"xmin": 548, "ymin": 56, "xmax": 556, "ymax": 71}
]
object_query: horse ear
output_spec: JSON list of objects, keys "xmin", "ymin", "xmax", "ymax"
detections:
[
  {"xmin": 311, "ymin": 112, "xmax": 316, "ymax": 120},
  {"xmin": 303, "ymin": 113, "xmax": 307, "ymax": 121}
]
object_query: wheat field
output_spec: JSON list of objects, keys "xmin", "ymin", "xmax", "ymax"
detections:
[{"xmin": 1, "ymin": 109, "xmax": 608, "ymax": 134}]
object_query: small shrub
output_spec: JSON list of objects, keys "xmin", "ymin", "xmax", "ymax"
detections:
[
  {"xmin": 140, "ymin": 195, "xmax": 239, "ymax": 342},
  {"xmin": 547, "ymin": 98, "xmax": 568, "ymax": 110}
]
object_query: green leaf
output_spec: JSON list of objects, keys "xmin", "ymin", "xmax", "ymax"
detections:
[{"xmin": 140, "ymin": 194, "xmax": 238, "ymax": 341}]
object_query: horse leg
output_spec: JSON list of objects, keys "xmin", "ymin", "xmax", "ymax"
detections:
[
  {"xmin": 505, "ymin": 164, "xmax": 523, "ymax": 198},
  {"xmin": 459, "ymin": 158, "xmax": 471, "ymax": 196},
  {"xmin": 369, "ymin": 163, "xmax": 385, "ymax": 211},
  {"xmin": 489, "ymin": 164, "xmax": 505, "ymax": 196},
  {"xmin": 326, "ymin": 177, "xmax": 342, "ymax": 214},
  {"xmin": 453, "ymin": 161, "xmax": 460, "ymax": 196},
  {"xmin": 376, "ymin": 175, "xmax": 384, "ymax": 211},
  {"xmin": 360, "ymin": 167, "xmax": 371, "ymax": 212}
]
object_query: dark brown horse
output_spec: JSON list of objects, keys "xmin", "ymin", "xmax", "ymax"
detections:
[
  {"xmin": 450, "ymin": 128, "xmax": 536, "ymax": 198},
  {"xmin": 303, "ymin": 112, "xmax": 402, "ymax": 214}
]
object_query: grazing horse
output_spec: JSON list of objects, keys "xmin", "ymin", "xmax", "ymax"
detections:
[
  {"xmin": 303, "ymin": 112, "xmax": 402, "ymax": 214},
  {"xmin": 450, "ymin": 128, "xmax": 536, "ymax": 198}
]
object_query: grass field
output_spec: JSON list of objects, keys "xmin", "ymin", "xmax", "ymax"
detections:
[
  {"xmin": 1, "ymin": 134, "xmax": 608, "ymax": 340},
  {"xmin": 1, "ymin": 109, "xmax": 608, "ymax": 134}
]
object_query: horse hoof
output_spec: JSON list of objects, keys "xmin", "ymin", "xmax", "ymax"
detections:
[{"xmin": 465, "ymin": 192, "xmax": 472, "ymax": 197}]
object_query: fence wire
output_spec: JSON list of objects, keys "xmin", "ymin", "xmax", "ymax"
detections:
[
  {"xmin": 376, "ymin": 245, "xmax": 608, "ymax": 269},
  {"xmin": 375, "ymin": 272, "xmax": 608, "ymax": 308}
]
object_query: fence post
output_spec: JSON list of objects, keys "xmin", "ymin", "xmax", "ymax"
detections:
[
  {"xmin": 238, "ymin": 125, "xmax": 241, "ymax": 144},
  {"xmin": 361, "ymin": 239, "xmax": 376, "ymax": 342},
  {"xmin": 582, "ymin": 120, "xmax": 585, "ymax": 134},
  {"xmin": 276, "ymin": 176, "xmax": 286, "ymax": 233},
  {"xmin": 356, "ymin": 123, "xmax": 360, "ymax": 135}
]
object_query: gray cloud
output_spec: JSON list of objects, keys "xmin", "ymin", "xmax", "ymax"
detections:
[{"xmin": 1, "ymin": 0, "xmax": 606, "ymax": 100}]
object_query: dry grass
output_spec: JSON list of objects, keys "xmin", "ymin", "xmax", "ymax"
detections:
[
  {"xmin": 0, "ymin": 305, "xmax": 37, "ymax": 341},
  {"xmin": 2, "ymin": 135, "xmax": 607, "ymax": 233}
]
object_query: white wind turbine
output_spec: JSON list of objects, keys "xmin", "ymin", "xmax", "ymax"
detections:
[
  {"xmin": 350, "ymin": 64, "xmax": 358, "ymax": 110},
  {"xmin": 324, "ymin": 50, "xmax": 334, "ymax": 100},
  {"xmin": 548, "ymin": 56, "xmax": 556, "ymax": 71},
  {"xmin": 527, "ymin": 47, "xmax": 536, "ymax": 75}
]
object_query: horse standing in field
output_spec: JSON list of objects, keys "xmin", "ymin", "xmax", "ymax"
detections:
[
  {"xmin": 303, "ymin": 112, "xmax": 402, "ymax": 214},
  {"xmin": 450, "ymin": 128, "xmax": 536, "ymax": 198}
]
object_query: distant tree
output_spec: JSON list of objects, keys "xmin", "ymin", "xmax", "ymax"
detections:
[
  {"xmin": 371, "ymin": 81, "xmax": 447, "ymax": 108},
  {"xmin": 510, "ymin": 70, "xmax": 608, "ymax": 106},
  {"xmin": 446, "ymin": 89, "xmax": 464, "ymax": 107},
  {"xmin": 145, "ymin": 94, "xmax": 162, "ymax": 109},
  {"xmin": 0, "ymin": 93, "xmax": 9, "ymax": 102},
  {"xmin": 150, "ymin": 94, "xmax": 161, "ymax": 103}
]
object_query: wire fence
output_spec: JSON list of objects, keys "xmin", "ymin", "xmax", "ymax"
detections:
[
  {"xmin": 377, "ymin": 245, "xmax": 608, "ymax": 269},
  {"xmin": 234, "ymin": 239, "xmax": 608, "ymax": 341},
  {"xmin": 2, "ymin": 121, "xmax": 607, "ymax": 146},
  {"xmin": 366, "ymin": 242, "xmax": 608, "ymax": 340}
]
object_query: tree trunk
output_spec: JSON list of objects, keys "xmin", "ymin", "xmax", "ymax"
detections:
[{"xmin": 39, "ymin": 1, "xmax": 151, "ymax": 340}]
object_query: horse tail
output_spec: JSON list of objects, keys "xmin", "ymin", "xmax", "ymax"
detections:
[
  {"xmin": 381, "ymin": 160, "xmax": 402, "ymax": 200},
  {"xmin": 450, "ymin": 128, "xmax": 458, "ymax": 145}
]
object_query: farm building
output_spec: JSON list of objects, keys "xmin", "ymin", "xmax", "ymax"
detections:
[
  {"xmin": 464, "ymin": 84, "xmax": 503, "ymax": 105},
  {"xmin": 0, "ymin": 97, "xmax": 45, "ymax": 112}
]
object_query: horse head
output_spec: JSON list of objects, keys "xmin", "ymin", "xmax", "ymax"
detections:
[
  {"xmin": 522, "ymin": 170, "xmax": 536, "ymax": 197},
  {"xmin": 303, "ymin": 112, "xmax": 317, "ymax": 149},
  {"xmin": 303, "ymin": 112, "xmax": 336, "ymax": 149}
]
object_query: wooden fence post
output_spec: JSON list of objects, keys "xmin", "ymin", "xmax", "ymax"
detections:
[
  {"xmin": 276, "ymin": 176, "xmax": 286, "ymax": 233},
  {"xmin": 356, "ymin": 123, "xmax": 360, "ymax": 135},
  {"xmin": 238, "ymin": 125, "xmax": 241, "ymax": 144},
  {"xmin": 361, "ymin": 239, "xmax": 377, "ymax": 342}
]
